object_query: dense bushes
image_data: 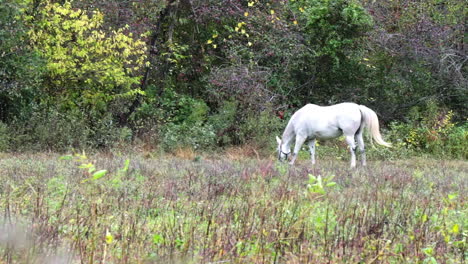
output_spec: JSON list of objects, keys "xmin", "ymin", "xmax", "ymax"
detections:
[
  {"xmin": 4, "ymin": 107, "xmax": 133, "ymax": 151},
  {"xmin": 387, "ymin": 102, "xmax": 467, "ymax": 159}
]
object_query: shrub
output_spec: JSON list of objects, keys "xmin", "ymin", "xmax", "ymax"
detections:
[
  {"xmin": 157, "ymin": 97, "xmax": 216, "ymax": 151},
  {"xmin": 387, "ymin": 101, "xmax": 467, "ymax": 159},
  {"xmin": 445, "ymin": 124, "xmax": 468, "ymax": 159},
  {"xmin": 7, "ymin": 107, "xmax": 131, "ymax": 151},
  {"xmin": 0, "ymin": 122, "xmax": 9, "ymax": 151},
  {"xmin": 207, "ymin": 101, "xmax": 238, "ymax": 146},
  {"xmin": 239, "ymin": 108, "xmax": 283, "ymax": 150},
  {"xmin": 159, "ymin": 122, "xmax": 216, "ymax": 152}
]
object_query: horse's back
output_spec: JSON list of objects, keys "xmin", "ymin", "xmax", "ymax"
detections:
[
  {"xmin": 298, "ymin": 102, "xmax": 360, "ymax": 119},
  {"xmin": 292, "ymin": 102, "xmax": 362, "ymax": 137}
]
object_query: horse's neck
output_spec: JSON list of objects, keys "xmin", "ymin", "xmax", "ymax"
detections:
[{"xmin": 282, "ymin": 122, "xmax": 295, "ymax": 149}]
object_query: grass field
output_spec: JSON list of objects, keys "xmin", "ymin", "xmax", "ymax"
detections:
[{"xmin": 0, "ymin": 150, "xmax": 466, "ymax": 264}]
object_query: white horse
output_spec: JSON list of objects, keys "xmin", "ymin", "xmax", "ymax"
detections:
[{"xmin": 276, "ymin": 103, "xmax": 391, "ymax": 167}]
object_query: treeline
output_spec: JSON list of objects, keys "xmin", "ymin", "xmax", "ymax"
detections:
[{"xmin": 0, "ymin": 0, "xmax": 466, "ymax": 157}]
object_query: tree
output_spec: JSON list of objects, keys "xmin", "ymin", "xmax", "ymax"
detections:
[
  {"xmin": 361, "ymin": 0, "xmax": 467, "ymax": 119},
  {"xmin": 288, "ymin": 0, "xmax": 373, "ymax": 104},
  {"xmin": 0, "ymin": 0, "xmax": 44, "ymax": 122},
  {"xmin": 27, "ymin": 1, "xmax": 147, "ymax": 112}
]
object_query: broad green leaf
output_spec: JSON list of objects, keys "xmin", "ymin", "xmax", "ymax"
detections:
[
  {"xmin": 59, "ymin": 155, "xmax": 73, "ymax": 160},
  {"xmin": 448, "ymin": 193, "xmax": 458, "ymax": 200},
  {"xmin": 122, "ymin": 159, "xmax": 130, "ymax": 172},
  {"xmin": 153, "ymin": 234, "xmax": 164, "ymax": 245},
  {"xmin": 422, "ymin": 247, "xmax": 433, "ymax": 256},
  {"xmin": 78, "ymin": 163, "xmax": 94, "ymax": 169},
  {"xmin": 92, "ymin": 170, "xmax": 108, "ymax": 180},
  {"xmin": 421, "ymin": 214, "xmax": 428, "ymax": 223}
]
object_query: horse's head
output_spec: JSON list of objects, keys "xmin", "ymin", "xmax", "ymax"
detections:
[{"xmin": 276, "ymin": 136, "xmax": 290, "ymax": 162}]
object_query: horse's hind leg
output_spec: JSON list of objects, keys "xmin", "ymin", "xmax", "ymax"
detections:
[
  {"xmin": 307, "ymin": 139, "xmax": 316, "ymax": 165},
  {"xmin": 345, "ymin": 135, "xmax": 357, "ymax": 168},
  {"xmin": 356, "ymin": 132, "xmax": 366, "ymax": 166},
  {"xmin": 289, "ymin": 135, "xmax": 307, "ymax": 165}
]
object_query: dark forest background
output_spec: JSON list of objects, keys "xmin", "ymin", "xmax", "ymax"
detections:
[{"xmin": 0, "ymin": 0, "xmax": 466, "ymax": 157}]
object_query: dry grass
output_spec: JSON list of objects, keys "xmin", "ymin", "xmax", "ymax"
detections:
[
  {"xmin": 0, "ymin": 152, "xmax": 466, "ymax": 264},
  {"xmin": 223, "ymin": 145, "xmax": 262, "ymax": 161}
]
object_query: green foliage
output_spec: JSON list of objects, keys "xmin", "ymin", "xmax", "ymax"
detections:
[
  {"xmin": 46, "ymin": 175, "xmax": 67, "ymax": 214},
  {"xmin": 292, "ymin": 0, "xmax": 373, "ymax": 60},
  {"xmin": 7, "ymin": 107, "xmax": 131, "ymax": 151},
  {"xmin": 0, "ymin": 122, "xmax": 9, "ymax": 151},
  {"xmin": 0, "ymin": 0, "xmax": 44, "ymax": 121},
  {"xmin": 134, "ymin": 87, "xmax": 209, "ymax": 128},
  {"xmin": 207, "ymin": 101, "xmax": 238, "ymax": 145},
  {"xmin": 155, "ymin": 95, "xmax": 215, "ymax": 151},
  {"xmin": 282, "ymin": 0, "xmax": 375, "ymax": 104},
  {"xmin": 307, "ymin": 174, "xmax": 337, "ymax": 195},
  {"xmin": 159, "ymin": 122, "xmax": 216, "ymax": 152},
  {"xmin": 387, "ymin": 102, "xmax": 467, "ymax": 159},
  {"xmin": 27, "ymin": 1, "xmax": 147, "ymax": 108},
  {"xmin": 360, "ymin": 0, "xmax": 466, "ymax": 118},
  {"xmin": 239, "ymin": 108, "xmax": 283, "ymax": 148}
]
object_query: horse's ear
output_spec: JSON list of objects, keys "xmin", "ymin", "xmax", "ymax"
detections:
[{"xmin": 276, "ymin": 136, "xmax": 281, "ymax": 145}]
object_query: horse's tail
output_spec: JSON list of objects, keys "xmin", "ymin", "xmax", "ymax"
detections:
[{"xmin": 359, "ymin": 105, "xmax": 391, "ymax": 147}]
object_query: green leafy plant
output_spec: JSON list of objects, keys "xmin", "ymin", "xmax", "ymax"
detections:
[
  {"xmin": 307, "ymin": 174, "xmax": 337, "ymax": 195},
  {"xmin": 387, "ymin": 101, "xmax": 467, "ymax": 158},
  {"xmin": 61, "ymin": 153, "xmax": 108, "ymax": 182},
  {"xmin": 0, "ymin": 122, "xmax": 9, "ymax": 151},
  {"xmin": 27, "ymin": 1, "xmax": 147, "ymax": 102}
]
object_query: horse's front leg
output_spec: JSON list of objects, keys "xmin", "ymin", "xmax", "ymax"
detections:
[
  {"xmin": 345, "ymin": 135, "xmax": 357, "ymax": 168},
  {"xmin": 289, "ymin": 136, "xmax": 307, "ymax": 165},
  {"xmin": 307, "ymin": 139, "xmax": 316, "ymax": 165}
]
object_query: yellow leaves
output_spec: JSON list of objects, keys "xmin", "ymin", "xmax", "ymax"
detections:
[
  {"xmin": 207, "ymin": 32, "xmax": 219, "ymax": 49},
  {"xmin": 233, "ymin": 21, "xmax": 249, "ymax": 40},
  {"xmin": 360, "ymin": 57, "xmax": 375, "ymax": 68},
  {"xmin": 141, "ymin": 30, "xmax": 151, "ymax": 38},
  {"xmin": 244, "ymin": 12, "xmax": 249, "ymax": 17},
  {"xmin": 29, "ymin": 1, "xmax": 147, "ymax": 93},
  {"xmin": 248, "ymin": 1, "xmax": 254, "ymax": 7},
  {"xmin": 293, "ymin": 20, "xmax": 298, "ymax": 25},
  {"xmin": 122, "ymin": 48, "xmax": 130, "ymax": 58},
  {"xmin": 53, "ymin": 3, "xmax": 71, "ymax": 16},
  {"xmin": 299, "ymin": 7, "xmax": 305, "ymax": 12},
  {"xmin": 69, "ymin": 9, "xmax": 82, "ymax": 18},
  {"xmin": 270, "ymin": 10, "xmax": 275, "ymax": 15},
  {"xmin": 421, "ymin": 214, "xmax": 428, "ymax": 223},
  {"xmin": 105, "ymin": 230, "xmax": 114, "ymax": 244}
]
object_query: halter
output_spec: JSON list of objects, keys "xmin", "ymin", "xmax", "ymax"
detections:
[{"xmin": 278, "ymin": 149, "xmax": 291, "ymax": 160}]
